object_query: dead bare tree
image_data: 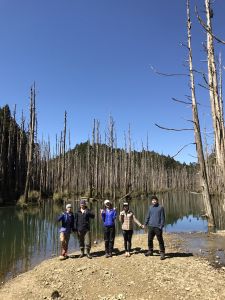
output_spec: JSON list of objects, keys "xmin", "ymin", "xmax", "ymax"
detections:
[{"xmin": 187, "ymin": 0, "xmax": 215, "ymax": 226}]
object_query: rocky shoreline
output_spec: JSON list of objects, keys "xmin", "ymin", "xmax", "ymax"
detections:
[{"xmin": 1, "ymin": 233, "xmax": 225, "ymax": 300}]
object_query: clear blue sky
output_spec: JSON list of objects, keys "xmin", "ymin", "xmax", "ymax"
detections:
[{"xmin": 1, "ymin": 0, "xmax": 225, "ymax": 163}]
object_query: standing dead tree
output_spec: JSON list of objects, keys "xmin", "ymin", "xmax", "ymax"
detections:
[
  {"xmin": 196, "ymin": 0, "xmax": 225, "ymax": 177},
  {"xmin": 187, "ymin": 0, "xmax": 214, "ymax": 226},
  {"xmin": 23, "ymin": 84, "xmax": 36, "ymax": 204}
]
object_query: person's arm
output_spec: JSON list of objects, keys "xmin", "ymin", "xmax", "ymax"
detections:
[
  {"xmin": 71, "ymin": 214, "xmax": 75, "ymax": 231},
  {"xmin": 160, "ymin": 207, "xmax": 165, "ymax": 229},
  {"xmin": 119, "ymin": 211, "xmax": 124, "ymax": 223},
  {"xmin": 145, "ymin": 208, "xmax": 151, "ymax": 226},
  {"xmin": 74, "ymin": 212, "xmax": 78, "ymax": 231},
  {"xmin": 57, "ymin": 213, "xmax": 63, "ymax": 222},
  {"xmin": 113, "ymin": 209, "xmax": 117, "ymax": 220},
  {"xmin": 101, "ymin": 210, "xmax": 106, "ymax": 222},
  {"xmin": 87, "ymin": 209, "xmax": 95, "ymax": 219},
  {"xmin": 133, "ymin": 214, "xmax": 143, "ymax": 228}
]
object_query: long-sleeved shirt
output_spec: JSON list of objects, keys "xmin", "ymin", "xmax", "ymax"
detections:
[
  {"xmin": 74, "ymin": 209, "xmax": 95, "ymax": 232},
  {"xmin": 145, "ymin": 204, "xmax": 165, "ymax": 229},
  {"xmin": 119, "ymin": 210, "xmax": 142, "ymax": 230},
  {"xmin": 58, "ymin": 212, "xmax": 75, "ymax": 233},
  {"xmin": 101, "ymin": 208, "xmax": 117, "ymax": 226}
]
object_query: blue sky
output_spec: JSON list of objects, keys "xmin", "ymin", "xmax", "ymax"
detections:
[{"xmin": 0, "ymin": 0, "xmax": 225, "ymax": 163}]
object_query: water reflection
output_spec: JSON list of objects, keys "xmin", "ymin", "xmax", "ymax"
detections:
[{"xmin": 0, "ymin": 191, "xmax": 224, "ymax": 282}]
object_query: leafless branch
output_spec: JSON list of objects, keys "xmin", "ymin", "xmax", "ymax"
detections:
[
  {"xmin": 198, "ymin": 83, "xmax": 213, "ymax": 91},
  {"xmin": 172, "ymin": 143, "xmax": 196, "ymax": 158},
  {"xmin": 172, "ymin": 97, "xmax": 192, "ymax": 105},
  {"xmin": 155, "ymin": 123, "xmax": 193, "ymax": 131},
  {"xmin": 195, "ymin": 6, "xmax": 225, "ymax": 45},
  {"xmin": 150, "ymin": 65, "xmax": 189, "ymax": 77}
]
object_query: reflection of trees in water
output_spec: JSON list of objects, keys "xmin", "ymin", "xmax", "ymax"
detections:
[
  {"xmin": 211, "ymin": 195, "xmax": 225, "ymax": 230},
  {"xmin": 0, "ymin": 203, "xmax": 62, "ymax": 281}
]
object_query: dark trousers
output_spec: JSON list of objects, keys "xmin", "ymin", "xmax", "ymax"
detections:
[
  {"xmin": 78, "ymin": 230, "xmax": 91, "ymax": 251},
  {"xmin": 122, "ymin": 230, "xmax": 133, "ymax": 252},
  {"xmin": 104, "ymin": 226, "xmax": 115, "ymax": 254},
  {"xmin": 148, "ymin": 226, "xmax": 165, "ymax": 253}
]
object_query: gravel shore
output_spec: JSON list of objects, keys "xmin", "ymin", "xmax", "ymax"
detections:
[{"xmin": 1, "ymin": 233, "xmax": 225, "ymax": 300}]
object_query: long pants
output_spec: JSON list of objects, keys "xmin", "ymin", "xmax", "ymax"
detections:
[
  {"xmin": 148, "ymin": 226, "xmax": 165, "ymax": 253},
  {"xmin": 122, "ymin": 230, "xmax": 133, "ymax": 252},
  {"xmin": 104, "ymin": 226, "xmax": 115, "ymax": 254},
  {"xmin": 60, "ymin": 232, "xmax": 70, "ymax": 256},
  {"xmin": 78, "ymin": 230, "xmax": 91, "ymax": 252}
]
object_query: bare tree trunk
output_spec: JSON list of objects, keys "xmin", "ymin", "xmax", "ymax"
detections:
[
  {"xmin": 24, "ymin": 85, "xmax": 36, "ymax": 203},
  {"xmin": 187, "ymin": 0, "xmax": 215, "ymax": 226},
  {"xmin": 205, "ymin": 0, "xmax": 225, "ymax": 174}
]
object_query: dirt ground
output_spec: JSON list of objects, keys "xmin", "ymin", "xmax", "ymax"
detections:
[{"xmin": 1, "ymin": 233, "xmax": 225, "ymax": 300}]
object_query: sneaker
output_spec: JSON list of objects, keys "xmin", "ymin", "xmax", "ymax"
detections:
[
  {"xmin": 160, "ymin": 253, "xmax": 165, "ymax": 260},
  {"xmin": 105, "ymin": 253, "xmax": 110, "ymax": 258},
  {"xmin": 79, "ymin": 253, "xmax": 85, "ymax": 258},
  {"xmin": 59, "ymin": 255, "xmax": 66, "ymax": 260},
  {"xmin": 127, "ymin": 252, "xmax": 131, "ymax": 257},
  {"xmin": 86, "ymin": 253, "xmax": 92, "ymax": 259},
  {"xmin": 108, "ymin": 252, "xmax": 112, "ymax": 257},
  {"xmin": 145, "ymin": 250, "xmax": 153, "ymax": 257}
]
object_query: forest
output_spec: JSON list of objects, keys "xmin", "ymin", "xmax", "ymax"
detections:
[{"xmin": 0, "ymin": 103, "xmax": 198, "ymax": 205}]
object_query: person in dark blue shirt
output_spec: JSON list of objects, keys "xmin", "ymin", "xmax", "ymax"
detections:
[
  {"xmin": 57, "ymin": 203, "xmax": 75, "ymax": 260},
  {"xmin": 100, "ymin": 199, "xmax": 117, "ymax": 258},
  {"xmin": 144, "ymin": 195, "xmax": 165, "ymax": 260}
]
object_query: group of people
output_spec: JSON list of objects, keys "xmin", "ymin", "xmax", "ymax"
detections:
[{"xmin": 57, "ymin": 195, "xmax": 166, "ymax": 261}]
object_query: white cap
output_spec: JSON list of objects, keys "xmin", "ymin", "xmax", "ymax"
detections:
[
  {"xmin": 66, "ymin": 204, "xmax": 72, "ymax": 209},
  {"xmin": 104, "ymin": 199, "xmax": 111, "ymax": 205}
]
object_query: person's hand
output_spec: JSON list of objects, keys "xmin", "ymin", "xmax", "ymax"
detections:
[
  {"xmin": 141, "ymin": 225, "xmax": 145, "ymax": 229},
  {"xmin": 100, "ymin": 209, "xmax": 104, "ymax": 214}
]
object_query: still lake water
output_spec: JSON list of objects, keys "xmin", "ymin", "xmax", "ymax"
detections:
[{"xmin": 0, "ymin": 191, "xmax": 225, "ymax": 282}]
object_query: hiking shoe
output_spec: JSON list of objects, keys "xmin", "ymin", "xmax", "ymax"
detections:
[
  {"xmin": 145, "ymin": 250, "xmax": 153, "ymax": 257},
  {"xmin": 160, "ymin": 253, "xmax": 165, "ymax": 260}
]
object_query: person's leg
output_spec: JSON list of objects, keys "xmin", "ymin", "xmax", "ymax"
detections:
[
  {"xmin": 104, "ymin": 226, "xmax": 110, "ymax": 257},
  {"xmin": 60, "ymin": 232, "xmax": 66, "ymax": 258},
  {"xmin": 85, "ymin": 231, "xmax": 92, "ymax": 259},
  {"xmin": 122, "ymin": 230, "xmax": 128, "ymax": 253},
  {"xmin": 109, "ymin": 226, "xmax": 115, "ymax": 256},
  {"xmin": 127, "ymin": 230, "xmax": 133, "ymax": 254},
  {"xmin": 64, "ymin": 233, "xmax": 70, "ymax": 257},
  {"xmin": 145, "ymin": 226, "xmax": 155, "ymax": 256},
  {"xmin": 78, "ymin": 231, "xmax": 85, "ymax": 258},
  {"xmin": 155, "ymin": 227, "xmax": 165, "ymax": 259}
]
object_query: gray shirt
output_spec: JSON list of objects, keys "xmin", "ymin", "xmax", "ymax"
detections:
[{"xmin": 145, "ymin": 204, "xmax": 165, "ymax": 229}]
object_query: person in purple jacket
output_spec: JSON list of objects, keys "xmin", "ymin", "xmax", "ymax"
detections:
[{"xmin": 100, "ymin": 199, "xmax": 117, "ymax": 258}]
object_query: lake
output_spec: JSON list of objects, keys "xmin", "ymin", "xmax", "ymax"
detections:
[{"xmin": 0, "ymin": 191, "xmax": 224, "ymax": 282}]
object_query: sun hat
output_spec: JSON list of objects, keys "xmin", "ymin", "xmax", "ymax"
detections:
[
  {"xmin": 66, "ymin": 204, "xmax": 72, "ymax": 209},
  {"xmin": 104, "ymin": 199, "xmax": 111, "ymax": 205}
]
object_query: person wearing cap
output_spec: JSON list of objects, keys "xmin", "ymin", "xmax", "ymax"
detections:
[
  {"xmin": 57, "ymin": 203, "xmax": 75, "ymax": 260},
  {"xmin": 144, "ymin": 195, "xmax": 166, "ymax": 260},
  {"xmin": 100, "ymin": 200, "xmax": 117, "ymax": 258},
  {"xmin": 74, "ymin": 199, "xmax": 95, "ymax": 259},
  {"xmin": 119, "ymin": 202, "xmax": 144, "ymax": 257}
]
